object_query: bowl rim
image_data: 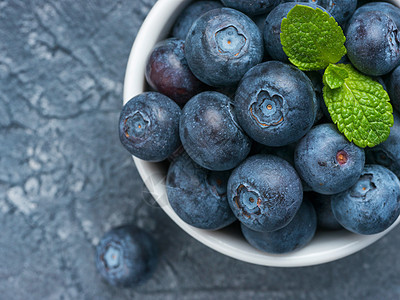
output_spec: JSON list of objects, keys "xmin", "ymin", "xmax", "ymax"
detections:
[{"xmin": 123, "ymin": 0, "xmax": 400, "ymax": 267}]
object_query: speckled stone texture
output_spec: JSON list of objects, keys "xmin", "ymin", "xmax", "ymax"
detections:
[{"xmin": 0, "ymin": 1, "xmax": 399, "ymax": 299}]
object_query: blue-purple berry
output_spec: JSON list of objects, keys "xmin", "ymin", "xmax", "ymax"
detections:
[
  {"xmin": 332, "ymin": 165, "xmax": 400, "ymax": 235},
  {"xmin": 166, "ymin": 153, "xmax": 236, "ymax": 230},
  {"xmin": 180, "ymin": 91, "xmax": 252, "ymax": 171},
  {"xmin": 228, "ymin": 154, "xmax": 303, "ymax": 232},
  {"xmin": 295, "ymin": 124, "xmax": 365, "ymax": 195},
  {"xmin": 145, "ymin": 38, "xmax": 208, "ymax": 105},
  {"xmin": 96, "ymin": 225, "xmax": 157, "ymax": 287},
  {"xmin": 346, "ymin": 10, "xmax": 400, "ymax": 76},
  {"xmin": 235, "ymin": 61, "xmax": 316, "ymax": 147},
  {"xmin": 119, "ymin": 92, "xmax": 181, "ymax": 162},
  {"xmin": 185, "ymin": 8, "xmax": 264, "ymax": 87}
]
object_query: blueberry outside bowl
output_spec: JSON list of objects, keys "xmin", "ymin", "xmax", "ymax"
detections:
[{"xmin": 123, "ymin": 0, "xmax": 400, "ymax": 267}]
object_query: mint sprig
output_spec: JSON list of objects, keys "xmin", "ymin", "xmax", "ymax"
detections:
[
  {"xmin": 280, "ymin": 4, "xmax": 393, "ymax": 148},
  {"xmin": 280, "ymin": 5, "xmax": 346, "ymax": 71},
  {"xmin": 323, "ymin": 64, "xmax": 394, "ymax": 148}
]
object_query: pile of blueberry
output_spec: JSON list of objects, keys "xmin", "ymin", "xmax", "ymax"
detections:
[{"xmin": 119, "ymin": 0, "xmax": 400, "ymax": 258}]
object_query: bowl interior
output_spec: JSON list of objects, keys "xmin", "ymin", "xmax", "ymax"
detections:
[{"xmin": 123, "ymin": 0, "xmax": 400, "ymax": 267}]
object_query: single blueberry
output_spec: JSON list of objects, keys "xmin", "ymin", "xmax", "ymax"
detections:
[
  {"xmin": 263, "ymin": 2, "xmax": 327, "ymax": 62},
  {"xmin": 185, "ymin": 8, "xmax": 264, "ymax": 87},
  {"xmin": 227, "ymin": 154, "xmax": 303, "ymax": 232},
  {"xmin": 172, "ymin": 1, "xmax": 223, "ymax": 40},
  {"xmin": 346, "ymin": 10, "xmax": 400, "ymax": 76},
  {"xmin": 294, "ymin": 124, "xmax": 365, "ymax": 195},
  {"xmin": 221, "ymin": 0, "xmax": 281, "ymax": 16},
  {"xmin": 96, "ymin": 225, "xmax": 157, "ymax": 287},
  {"xmin": 309, "ymin": 192, "xmax": 342, "ymax": 230},
  {"xmin": 241, "ymin": 199, "xmax": 317, "ymax": 254},
  {"xmin": 180, "ymin": 91, "xmax": 252, "ymax": 171},
  {"xmin": 366, "ymin": 112, "xmax": 400, "ymax": 179},
  {"xmin": 119, "ymin": 92, "xmax": 181, "ymax": 162},
  {"xmin": 331, "ymin": 165, "xmax": 400, "ymax": 235},
  {"xmin": 235, "ymin": 61, "xmax": 316, "ymax": 147},
  {"xmin": 166, "ymin": 153, "xmax": 236, "ymax": 230},
  {"xmin": 145, "ymin": 38, "xmax": 208, "ymax": 105}
]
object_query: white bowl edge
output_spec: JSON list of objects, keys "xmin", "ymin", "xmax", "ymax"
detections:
[{"xmin": 123, "ymin": 0, "xmax": 400, "ymax": 267}]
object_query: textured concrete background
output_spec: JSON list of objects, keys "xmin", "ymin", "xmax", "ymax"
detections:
[{"xmin": 0, "ymin": 0, "xmax": 399, "ymax": 299}]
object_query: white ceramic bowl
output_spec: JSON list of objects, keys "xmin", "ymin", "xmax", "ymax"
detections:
[{"xmin": 123, "ymin": 0, "xmax": 400, "ymax": 267}]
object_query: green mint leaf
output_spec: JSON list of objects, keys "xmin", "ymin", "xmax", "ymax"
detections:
[
  {"xmin": 323, "ymin": 63, "xmax": 348, "ymax": 89},
  {"xmin": 280, "ymin": 5, "xmax": 347, "ymax": 71},
  {"xmin": 323, "ymin": 64, "xmax": 394, "ymax": 148}
]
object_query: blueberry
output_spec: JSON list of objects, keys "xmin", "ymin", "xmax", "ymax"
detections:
[
  {"xmin": 172, "ymin": 1, "xmax": 223, "ymax": 40},
  {"xmin": 387, "ymin": 65, "xmax": 400, "ymax": 113},
  {"xmin": 221, "ymin": 0, "xmax": 281, "ymax": 16},
  {"xmin": 119, "ymin": 92, "xmax": 181, "ymax": 162},
  {"xmin": 309, "ymin": 193, "xmax": 342, "ymax": 230},
  {"xmin": 235, "ymin": 61, "xmax": 316, "ymax": 147},
  {"xmin": 352, "ymin": 2, "xmax": 400, "ymax": 28},
  {"xmin": 185, "ymin": 7, "xmax": 263, "ymax": 87},
  {"xmin": 295, "ymin": 123, "xmax": 366, "ymax": 195},
  {"xmin": 346, "ymin": 10, "xmax": 400, "ymax": 76},
  {"xmin": 241, "ymin": 199, "xmax": 317, "ymax": 254},
  {"xmin": 228, "ymin": 154, "xmax": 303, "ymax": 232},
  {"xmin": 366, "ymin": 112, "xmax": 400, "ymax": 179},
  {"xmin": 145, "ymin": 38, "xmax": 208, "ymax": 105},
  {"xmin": 263, "ymin": 2, "xmax": 326, "ymax": 62},
  {"xmin": 96, "ymin": 225, "xmax": 157, "ymax": 287},
  {"xmin": 180, "ymin": 91, "xmax": 252, "ymax": 171},
  {"xmin": 331, "ymin": 165, "xmax": 400, "ymax": 235},
  {"xmin": 166, "ymin": 153, "xmax": 236, "ymax": 230},
  {"xmin": 283, "ymin": 0, "xmax": 357, "ymax": 25}
]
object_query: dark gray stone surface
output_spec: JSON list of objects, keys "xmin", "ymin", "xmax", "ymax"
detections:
[{"xmin": 0, "ymin": 0, "xmax": 399, "ymax": 299}]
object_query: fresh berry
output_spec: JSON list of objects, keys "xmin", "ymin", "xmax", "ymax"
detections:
[
  {"xmin": 180, "ymin": 91, "xmax": 252, "ymax": 171},
  {"xmin": 235, "ymin": 61, "xmax": 316, "ymax": 147},
  {"xmin": 346, "ymin": 10, "xmax": 400, "ymax": 76},
  {"xmin": 227, "ymin": 154, "xmax": 303, "ymax": 232},
  {"xmin": 96, "ymin": 225, "xmax": 157, "ymax": 287},
  {"xmin": 166, "ymin": 153, "xmax": 236, "ymax": 230},
  {"xmin": 294, "ymin": 123, "xmax": 365, "ymax": 195},
  {"xmin": 119, "ymin": 92, "xmax": 181, "ymax": 162},
  {"xmin": 145, "ymin": 38, "xmax": 208, "ymax": 105},
  {"xmin": 185, "ymin": 7, "xmax": 263, "ymax": 87},
  {"xmin": 331, "ymin": 165, "xmax": 400, "ymax": 235}
]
